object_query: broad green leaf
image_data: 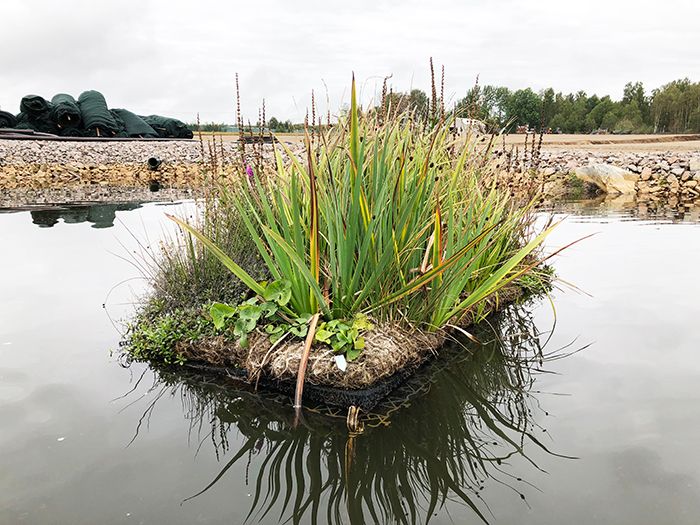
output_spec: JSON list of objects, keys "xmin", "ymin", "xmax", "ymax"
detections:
[
  {"xmin": 210, "ymin": 302, "xmax": 236, "ymax": 330},
  {"xmin": 331, "ymin": 340, "xmax": 346, "ymax": 353},
  {"xmin": 346, "ymin": 347, "xmax": 362, "ymax": 361},
  {"xmin": 234, "ymin": 317, "xmax": 256, "ymax": 336},
  {"xmin": 260, "ymin": 302, "xmax": 278, "ymax": 318},
  {"xmin": 294, "ymin": 314, "xmax": 313, "ymax": 325},
  {"xmin": 265, "ymin": 324, "xmax": 284, "ymax": 335},
  {"xmin": 290, "ymin": 324, "xmax": 308, "ymax": 338},
  {"xmin": 262, "ymin": 280, "xmax": 292, "ymax": 306},
  {"xmin": 314, "ymin": 328, "xmax": 333, "ymax": 344},
  {"xmin": 238, "ymin": 304, "xmax": 263, "ymax": 321}
]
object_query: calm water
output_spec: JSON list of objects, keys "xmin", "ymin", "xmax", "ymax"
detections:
[{"xmin": 1, "ymin": 199, "xmax": 699, "ymax": 524}]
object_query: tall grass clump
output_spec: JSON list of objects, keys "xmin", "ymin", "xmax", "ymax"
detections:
[
  {"xmin": 171, "ymin": 77, "xmax": 554, "ymax": 338},
  {"xmin": 142, "ymin": 191, "xmax": 266, "ymax": 316}
]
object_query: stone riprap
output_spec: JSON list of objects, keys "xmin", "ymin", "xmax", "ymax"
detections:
[
  {"xmin": 0, "ymin": 138, "xmax": 285, "ymax": 191},
  {"xmin": 498, "ymin": 149, "xmax": 700, "ymax": 202},
  {"xmin": 2, "ymin": 138, "xmax": 700, "ymax": 204},
  {"xmin": 0, "ymin": 139, "xmax": 205, "ymax": 165}
]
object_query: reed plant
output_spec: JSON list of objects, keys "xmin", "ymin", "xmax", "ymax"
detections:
[{"xmin": 171, "ymin": 77, "xmax": 553, "ymax": 338}]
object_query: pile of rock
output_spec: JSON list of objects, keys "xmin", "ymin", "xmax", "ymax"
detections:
[
  {"xmin": 0, "ymin": 186, "xmax": 197, "ymax": 208},
  {"xmin": 504, "ymin": 150, "xmax": 700, "ymax": 180},
  {"xmin": 0, "ymin": 138, "xmax": 274, "ymax": 166},
  {"xmin": 636, "ymin": 157, "xmax": 700, "ymax": 201},
  {"xmin": 0, "ymin": 139, "xmax": 300, "ymax": 192},
  {"xmin": 3, "ymin": 136, "xmax": 700, "ymax": 205},
  {"xmin": 496, "ymin": 149, "xmax": 700, "ymax": 202}
]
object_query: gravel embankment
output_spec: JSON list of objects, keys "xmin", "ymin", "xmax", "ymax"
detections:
[
  {"xmin": 3, "ymin": 137, "xmax": 700, "ymax": 204},
  {"xmin": 0, "ymin": 139, "xmax": 296, "ymax": 196},
  {"xmin": 0, "ymin": 139, "xmax": 211, "ymax": 165},
  {"xmin": 0, "ymin": 138, "xmax": 301, "ymax": 166}
]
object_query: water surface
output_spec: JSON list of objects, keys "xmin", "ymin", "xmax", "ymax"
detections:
[{"xmin": 1, "ymin": 199, "xmax": 698, "ymax": 524}]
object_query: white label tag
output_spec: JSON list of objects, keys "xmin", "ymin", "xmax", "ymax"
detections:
[{"xmin": 334, "ymin": 354, "xmax": 348, "ymax": 372}]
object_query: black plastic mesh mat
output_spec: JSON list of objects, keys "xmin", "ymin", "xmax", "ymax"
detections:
[{"xmin": 182, "ymin": 355, "xmax": 430, "ymax": 412}]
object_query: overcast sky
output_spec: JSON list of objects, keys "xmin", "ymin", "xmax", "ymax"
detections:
[{"xmin": 1, "ymin": 0, "xmax": 699, "ymax": 124}]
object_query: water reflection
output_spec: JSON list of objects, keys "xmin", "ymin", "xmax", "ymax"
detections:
[
  {"xmin": 0, "ymin": 202, "xmax": 146, "ymax": 228},
  {"xmin": 28, "ymin": 203, "xmax": 143, "ymax": 228},
  {"xmin": 123, "ymin": 304, "xmax": 577, "ymax": 524},
  {"xmin": 550, "ymin": 195, "xmax": 700, "ymax": 224}
]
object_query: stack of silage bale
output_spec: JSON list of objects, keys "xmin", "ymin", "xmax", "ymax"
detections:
[{"xmin": 1, "ymin": 90, "xmax": 192, "ymax": 139}]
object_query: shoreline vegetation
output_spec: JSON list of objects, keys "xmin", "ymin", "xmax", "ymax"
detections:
[{"xmin": 124, "ymin": 72, "xmax": 561, "ymax": 413}]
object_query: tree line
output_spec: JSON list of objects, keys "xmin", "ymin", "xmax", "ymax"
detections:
[
  {"xmin": 459, "ymin": 78, "xmax": 700, "ymax": 134},
  {"xmin": 381, "ymin": 78, "xmax": 700, "ymax": 134},
  {"xmin": 197, "ymin": 78, "xmax": 700, "ymax": 135}
]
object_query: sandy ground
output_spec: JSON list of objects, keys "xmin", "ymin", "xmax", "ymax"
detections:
[
  {"xmin": 202, "ymin": 132, "xmax": 700, "ymax": 153},
  {"xmin": 498, "ymin": 133, "xmax": 700, "ymax": 153}
]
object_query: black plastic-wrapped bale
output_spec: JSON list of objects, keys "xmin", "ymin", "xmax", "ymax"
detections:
[
  {"xmin": 0, "ymin": 110, "xmax": 16, "ymax": 128},
  {"xmin": 58, "ymin": 127, "xmax": 86, "ymax": 137},
  {"xmin": 16, "ymin": 96, "xmax": 58, "ymax": 134},
  {"xmin": 141, "ymin": 115, "xmax": 193, "ymax": 139},
  {"xmin": 78, "ymin": 90, "xmax": 120, "ymax": 137},
  {"xmin": 108, "ymin": 110, "xmax": 130, "ymax": 138},
  {"xmin": 14, "ymin": 112, "xmax": 30, "ymax": 129},
  {"xmin": 20, "ymin": 95, "xmax": 51, "ymax": 117},
  {"xmin": 50, "ymin": 94, "xmax": 82, "ymax": 130},
  {"xmin": 111, "ymin": 108, "xmax": 158, "ymax": 138}
]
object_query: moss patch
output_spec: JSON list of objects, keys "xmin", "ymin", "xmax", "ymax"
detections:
[{"xmin": 563, "ymin": 173, "xmax": 603, "ymax": 199}]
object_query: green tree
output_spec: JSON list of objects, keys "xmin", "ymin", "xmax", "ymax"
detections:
[
  {"xmin": 455, "ymin": 85, "xmax": 511, "ymax": 130},
  {"xmin": 586, "ymin": 96, "xmax": 616, "ymax": 130},
  {"xmin": 381, "ymin": 89, "xmax": 429, "ymax": 122},
  {"xmin": 651, "ymin": 78, "xmax": 700, "ymax": 132},
  {"xmin": 541, "ymin": 88, "xmax": 556, "ymax": 128},
  {"xmin": 504, "ymin": 88, "xmax": 541, "ymax": 131},
  {"xmin": 407, "ymin": 89, "xmax": 429, "ymax": 121},
  {"xmin": 622, "ymin": 81, "xmax": 650, "ymax": 125}
]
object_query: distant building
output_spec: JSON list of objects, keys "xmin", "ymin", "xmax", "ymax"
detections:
[{"xmin": 452, "ymin": 118, "xmax": 487, "ymax": 135}]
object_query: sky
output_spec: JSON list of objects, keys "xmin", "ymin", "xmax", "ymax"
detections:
[{"xmin": 1, "ymin": 0, "xmax": 699, "ymax": 124}]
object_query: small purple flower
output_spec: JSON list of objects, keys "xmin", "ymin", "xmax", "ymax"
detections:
[{"xmin": 245, "ymin": 164, "xmax": 254, "ymax": 179}]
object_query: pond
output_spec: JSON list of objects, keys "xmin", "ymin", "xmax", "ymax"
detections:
[{"xmin": 1, "ymin": 198, "xmax": 699, "ymax": 524}]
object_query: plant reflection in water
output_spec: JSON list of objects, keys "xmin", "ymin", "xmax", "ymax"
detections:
[{"xmin": 121, "ymin": 303, "xmax": 582, "ymax": 524}]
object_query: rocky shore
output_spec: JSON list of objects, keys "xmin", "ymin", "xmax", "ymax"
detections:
[
  {"xmin": 0, "ymin": 138, "xmax": 205, "ymax": 165},
  {"xmin": 2, "ymin": 138, "xmax": 700, "ymax": 205},
  {"xmin": 0, "ymin": 138, "xmax": 284, "ymax": 193},
  {"xmin": 501, "ymin": 149, "xmax": 700, "ymax": 202}
]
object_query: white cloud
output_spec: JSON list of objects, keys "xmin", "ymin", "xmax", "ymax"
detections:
[{"xmin": 1, "ymin": 0, "xmax": 698, "ymax": 123}]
